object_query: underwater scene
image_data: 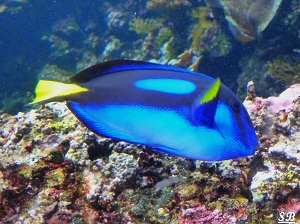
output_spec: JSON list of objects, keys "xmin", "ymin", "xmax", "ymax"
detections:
[{"xmin": 0, "ymin": 0, "xmax": 300, "ymax": 223}]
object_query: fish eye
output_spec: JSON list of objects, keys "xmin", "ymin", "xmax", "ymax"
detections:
[{"xmin": 230, "ymin": 98, "xmax": 241, "ymax": 112}]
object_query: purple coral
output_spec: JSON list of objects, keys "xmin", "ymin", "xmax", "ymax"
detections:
[{"xmin": 179, "ymin": 203, "xmax": 236, "ymax": 224}]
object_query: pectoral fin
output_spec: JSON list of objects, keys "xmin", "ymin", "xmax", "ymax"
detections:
[{"xmin": 191, "ymin": 78, "xmax": 221, "ymax": 126}]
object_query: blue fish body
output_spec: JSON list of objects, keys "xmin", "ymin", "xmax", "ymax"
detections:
[{"xmin": 32, "ymin": 60, "xmax": 259, "ymax": 161}]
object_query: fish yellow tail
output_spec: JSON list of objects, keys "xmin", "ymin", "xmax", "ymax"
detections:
[{"xmin": 29, "ymin": 80, "xmax": 88, "ymax": 104}]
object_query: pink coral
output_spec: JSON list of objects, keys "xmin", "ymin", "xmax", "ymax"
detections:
[
  {"xmin": 277, "ymin": 197, "xmax": 300, "ymax": 214},
  {"xmin": 267, "ymin": 84, "xmax": 300, "ymax": 114},
  {"xmin": 244, "ymin": 83, "xmax": 300, "ymax": 115},
  {"xmin": 178, "ymin": 204, "xmax": 236, "ymax": 224}
]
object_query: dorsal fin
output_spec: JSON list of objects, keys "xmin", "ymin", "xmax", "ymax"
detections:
[
  {"xmin": 70, "ymin": 60, "xmax": 200, "ymax": 83},
  {"xmin": 191, "ymin": 78, "xmax": 221, "ymax": 127}
]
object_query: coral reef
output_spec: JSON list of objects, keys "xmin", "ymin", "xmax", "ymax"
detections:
[
  {"xmin": 0, "ymin": 0, "xmax": 27, "ymax": 14},
  {"xmin": 191, "ymin": 6, "xmax": 232, "ymax": 57},
  {"xmin": 129, "ymin": 17, "xmax": 159, "ymax": 36},
  {"xmin": 267, "ymin": 55, "xmax": 300, "ymax": 86},
  {"xmin": 1, "ymin": 82, "xmax": 300, "ymax": 223},
  {"xmin": 178, "ymin": 204, "xmax": 236, "ymax": 223},
  {"xmin": 191, "ymin": 7, "xmax": 214, "ymax": 53},
  {"xmin": 38, "ymin": 64, "xmax": 73, "ymax": 82},
  {"xmin": 283, "ymin": 0, "xmax": 300, "ymax": 43},
  {"xmin": 128, "ymin": 17, "xmax": 178, "ymax": 61}
]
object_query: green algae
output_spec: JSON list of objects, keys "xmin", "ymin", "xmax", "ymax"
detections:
[
  {"xmin": 191, "ymin": 7, "xmax": 231, "ymax": 56},
  {"xmin": 210, "ymin": 194, "xmax": 248, "ymax": 212},
  {"xmin": 129, "ymin": 17, "xmax": 159, "ymax": 36},
  {"xmin": 20, "ymin": 166, "xmax": 36, "ymax": 179},
  {"xmin": 268, "ymin": 55, "xmax": 300, "ymax": 86},
  {"xmin": 176, "ymin": 183, "xmax": 199, "ymax": 200},
  {"xmin": 191, "ymin": 7, "xmax": 213, "ymax": 53},
  {"xmin": 155, "ymin": 28, "xmax": 174, "ymax": 47},
  {"xmin": 285, "ymin": 169, "xmax": 298, "ymax": 181},
  {"xmin": 120, "ymin": 187, "xmax": 175, "ymax": 223},
  {"xmin": 49, "ymin": 118, "xmax": 77, "ymax": 133},
  {"xmin": 129, "ymin": 17, "xmax": 178, "ymax": 60},
  {"xmin": 163, "ymin": 37, "xmax": 180, "ymax": 61},
  {"xmin": 46, "ymin": 167, "xmax": 65, "ymax": 187}
]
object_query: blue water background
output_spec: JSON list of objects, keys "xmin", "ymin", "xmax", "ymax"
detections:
[{"xmin": 0, "ymin": 0, "xmax": 299, "ymax": 114}]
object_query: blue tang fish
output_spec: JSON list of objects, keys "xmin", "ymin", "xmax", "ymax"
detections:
[{"xmin": 30, "ymin": 60, "xmax": 259, "ymax": 161}]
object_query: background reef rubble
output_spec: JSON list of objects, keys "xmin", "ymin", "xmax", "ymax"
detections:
[{"xmin": 0, "ymin": 84, "xmax": 300, "ymax": 223}]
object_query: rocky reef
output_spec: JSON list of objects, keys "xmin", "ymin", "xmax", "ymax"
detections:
[{"xmin": 1, "ymin": 83, "xmax": 300, "ymax": 223}]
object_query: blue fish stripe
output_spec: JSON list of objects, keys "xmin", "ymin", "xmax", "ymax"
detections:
[{"xmin": 134, "ymin": 79, "xmax": 196, "ymax": 94}]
